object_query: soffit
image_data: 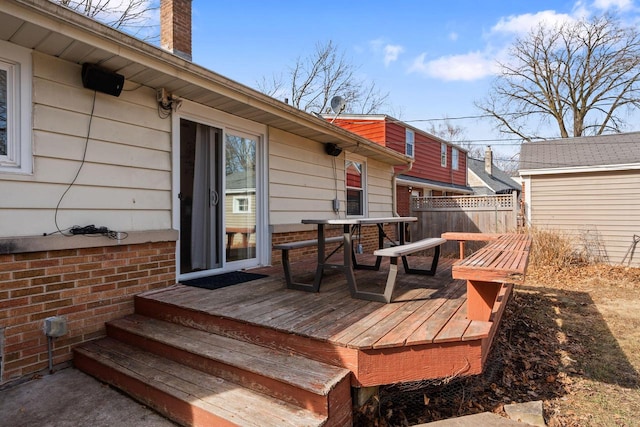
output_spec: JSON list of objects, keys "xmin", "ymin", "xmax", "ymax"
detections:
[{"xmin": 1, "ymin": 0, "xmax": 409, "ymax": 166}]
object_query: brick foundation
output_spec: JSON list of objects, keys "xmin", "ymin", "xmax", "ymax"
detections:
[{"xmin": 0, "ymin": 241, "xmax": 176, "ymax": 384}]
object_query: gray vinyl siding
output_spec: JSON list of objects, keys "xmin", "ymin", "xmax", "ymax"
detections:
[{"xmin": 529, "ymin": 170, "xmax": 640, "ymax": 266}]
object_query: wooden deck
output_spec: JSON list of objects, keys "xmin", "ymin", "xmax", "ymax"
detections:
[{"xmin": 135, "ymin": 254, "xmax": 512, "ymax": 387}]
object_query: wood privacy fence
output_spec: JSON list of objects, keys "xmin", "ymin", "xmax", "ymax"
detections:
[{"xmin": 410, "ymin": 193, "xmax": 520, "ymax": 256}]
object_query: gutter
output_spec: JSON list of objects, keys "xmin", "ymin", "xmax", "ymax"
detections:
[
  {"xmin": 519, "ymin": 162, "xmax": 640, "ymax": 176},
  {"xmin": 395, "ymin": 177, "xmax": 473, "ymax": 195}
]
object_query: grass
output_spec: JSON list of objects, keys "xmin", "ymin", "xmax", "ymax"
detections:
[{"xmin": 522, "ymin": 228, "xmax": 640, "ymax": 426}]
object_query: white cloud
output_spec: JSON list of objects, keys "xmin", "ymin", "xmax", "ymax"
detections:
[
  {"xmin": 370, "ymin": 39, "xmax": 405, "ymax": 66},
  {"xmin": 448, "ymin": 32, "xmax": 459, "ymax": 41},
  {"xmin": 491, "ymin": 10, "xmax": 576, "ymax": 35},
  {"xmin": 408, "ymin": 51, "xmax": 498, "ymax": 81},
  {"xmin": 571, "ymin": 1, "xmax": 592, "ymax": 20},
  {"xmin": 383, "ymin": 44, "xmax": 404, "ymax": 66},
  {"xmin": 408, "ymin": 1, "xmax": 638, "ymax": 82},
  {"xmin": 593, "ymin": 0, "xmax": 633, "ymax": 10}
]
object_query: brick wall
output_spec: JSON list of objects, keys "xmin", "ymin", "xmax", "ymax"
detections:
[
  {"xmin": 160, "ymin": 0, "xmax": 192, "ymax": 60},
  {"xmin": 0, "ymin": 242, "xmax": 176, "ymax": 384}
]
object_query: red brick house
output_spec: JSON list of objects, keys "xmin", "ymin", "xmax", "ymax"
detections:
[{"xmin": 329, "ymin": 115, "xmax": 472, "ymax": 217}]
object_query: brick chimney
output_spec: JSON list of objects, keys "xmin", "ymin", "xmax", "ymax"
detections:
[
  {"xmin": 484, "ymin": 146, "xmax": 494, "ymax": 176},
  {"xmin": 160, "ymin": 0, "xmax": 192, "ymax": 61}
]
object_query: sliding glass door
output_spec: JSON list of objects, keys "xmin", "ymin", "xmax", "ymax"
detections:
[{"xmin": 179, "ymin": 120, "xmax": 260, "ymax": 275}]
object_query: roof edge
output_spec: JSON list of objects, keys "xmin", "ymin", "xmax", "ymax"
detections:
[
  {"xmin": 7, "ymin": 0, "xmax": 410, "ymax": 166},
  {"xmin": 519, "ymin": 162, "xmax": 640, "ymax": 176}
]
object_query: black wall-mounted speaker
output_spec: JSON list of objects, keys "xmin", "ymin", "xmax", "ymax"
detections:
[
  {"xmin": 81, "ymin": 63, "xmax": 125, "ymax": 97},
  {"xmin": 325, "ymin": 143, "xmax": 343, "ymax": 156}
]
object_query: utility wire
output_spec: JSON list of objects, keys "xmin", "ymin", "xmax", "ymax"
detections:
[{"xmin": 54, "ymin": 90, "xmax": 97, "ymax": 234}]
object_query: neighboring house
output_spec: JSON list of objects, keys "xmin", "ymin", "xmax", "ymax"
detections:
[
  {"xmin": 0, "ymin": 0, "xmax": 409, "ymax": 384},
  {"xmin": 519, "ymin": 132, "xmax": 640, "ymax": 267},
  {"xmin": 468, "ymin": 147, "xmax": 521, "ymax": 196},
  {"xmin": 328, "ymin": 114, "xmax": 472, "ymax": 217}
]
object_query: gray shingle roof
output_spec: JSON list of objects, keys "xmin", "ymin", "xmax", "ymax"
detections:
[
  {"xmin": 467, "ymin": 158, "xmax": 521, "ymax": 194},
  {"xmin": 226, "ymin": 169, "xmax": 256, "ymax": 191},
  {"xmin": 519, "ymin": 132, "xmax": 640, "ymax": 171}
]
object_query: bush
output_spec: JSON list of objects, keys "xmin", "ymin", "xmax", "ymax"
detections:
[{"xmin": 527, "ymin": 227, "xmax": 586, "ymax": 269}]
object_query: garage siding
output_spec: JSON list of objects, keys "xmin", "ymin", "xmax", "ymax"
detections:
[{"xmin": 529, "ymin": 170, "xmax": 640, "ymax": 266}]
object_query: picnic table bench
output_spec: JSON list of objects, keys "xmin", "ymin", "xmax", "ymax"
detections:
[
  {"xmin": 273, "ymin": 236, "xmax": 343, "ymax": 291},
  {"xmin": 448, "ymin": 233, "xmax": 532, "ymax": 321},
  {"xmin": 373, "ymin": 237, "xmax": 446, "ymax": 303}
]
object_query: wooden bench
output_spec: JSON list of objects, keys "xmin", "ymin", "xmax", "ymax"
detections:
[
  {"xmin": 273, "ymin": 236, "xmax": 343, "ymax": 291},
  {"xmin": 441, "ymin": 232, "xmax": 502, "ymax": 259},
  {"xmin": 372, "ymin": 237, "xmax": 446, "ymax": 303},
  {"xmin": 451, "ymin": 233, "xmax": 532, "ymax": 321}
]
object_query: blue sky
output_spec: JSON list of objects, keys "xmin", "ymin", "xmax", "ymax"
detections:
[{"xmin": 188, "ymin": 0, "xmax": 640, "ymax": 161}]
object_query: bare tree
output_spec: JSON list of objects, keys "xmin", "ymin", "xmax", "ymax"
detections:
[
  {"xmin": 427, "ymin": 119, "xmax": 521, "ymax": 173},
  {"xmin": 477, "ymin": 15, "xmax": 640, "ymax": 141},
  {"xmin": 53, "ymin": 0, "xmax": 159, "ymax": 41},
  {"xmin": 427, "ymin": 119, "xmax": 485, "ymax": 159},
  {"xmin": 258, "ymin": 40, "xmax": 390, "ymax": 114}
]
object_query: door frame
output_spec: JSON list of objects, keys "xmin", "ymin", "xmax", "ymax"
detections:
[{"xmin": 171, "ymin": 100, "xmax": 269, "ymax": 281}]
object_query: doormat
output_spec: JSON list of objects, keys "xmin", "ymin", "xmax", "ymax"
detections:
[{"xmin": 181, "ymin": 271, "xmax": 268, "ymax": 290}]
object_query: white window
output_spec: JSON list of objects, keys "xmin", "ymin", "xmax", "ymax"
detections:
[
  {"xmin": 440, "ymin": 143, "xmax": 447, "ymax": 167},
  {"xmin": 452, "ymin": 147, "xmax": 459, "ymax": 170},
  {"xmin": 405, "ymin": 129, "xmax": 414, "ymax": 158},
  {"xmin": 232, "ymin": 196, "xmax": 251, "ymax": 213},
  {"xmin": 0, "ymin": 40, "xmax": 32, "ymax": 174},
  {"xmin": 345, "ymin": 158, "xmax": 366, "ymax": 216}
]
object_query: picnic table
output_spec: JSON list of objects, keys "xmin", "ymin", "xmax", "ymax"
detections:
[
  {"xmin": 298, "ymin": 217, "xmax": 417, "ymax": 302},
  {"xmin": 449, "ymin": 233, "xmax": 532, "ymax": 321}
]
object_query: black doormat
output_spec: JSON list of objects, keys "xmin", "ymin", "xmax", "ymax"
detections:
[{"xmin": 181, "ymin": 271, "xmax": 268, "ymax": 290}]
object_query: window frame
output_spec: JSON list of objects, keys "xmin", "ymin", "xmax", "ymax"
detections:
[
  {"xmin": 452, "ymin": 147, "xmax": 459, "ymax": 170},
  {"xmin": 345, "ymin": 156, "xmax": 367, "ymax": 217},
  {"xmin": 0, "ymin": 40, "xmax": 32, "ymax": 175},
  {"xmin": 232, "ymin": 195, "xmax": 251, "ymax": 214},
  {"xmin": 405, "ymin": 128, "xmax": 415, "ymax": 158},
  {"xmin": 440, "ymin": 143, "xmax": 447, "ymax": 168}
]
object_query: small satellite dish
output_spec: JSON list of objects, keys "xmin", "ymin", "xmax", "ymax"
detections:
[{"xmin": 330, "ymin": 96, "xmax": 346, "ymax": 114}]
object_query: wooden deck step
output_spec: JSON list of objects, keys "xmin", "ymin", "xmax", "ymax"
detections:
[
  {"xmin": 74, "ymin": 338, "xmax": 328, "ymax": 427},
  {"xmin": 104, "ymin": 314, "xmax": 352, "ymax": 420}
]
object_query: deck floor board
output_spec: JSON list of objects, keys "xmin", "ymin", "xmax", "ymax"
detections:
[{"xmin": 143, "ymin": 257, "xmax": 498, "ymax": 351}]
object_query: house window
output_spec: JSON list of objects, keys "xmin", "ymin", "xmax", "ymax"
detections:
[
  {"xmin": 405, "ymin": 129, "xmax": 414, "ymax": 158},
  {"xmin": 232, "ymin": 196, "xmax": 250, "ymax": 213},
  {"xmin": 452, "ymin": 147, "xmax": 459, "ymax": 170},
  {"xmin": 440, "ymin": 143, "xmax": 447, "ymax": 167},
  {"xmin": 0, "ymin": 40, "xmax": 32, "ymax": 174},
  {"xmin": 346, "ymin": 158, "xmax": 366, "ymax": 216}
]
